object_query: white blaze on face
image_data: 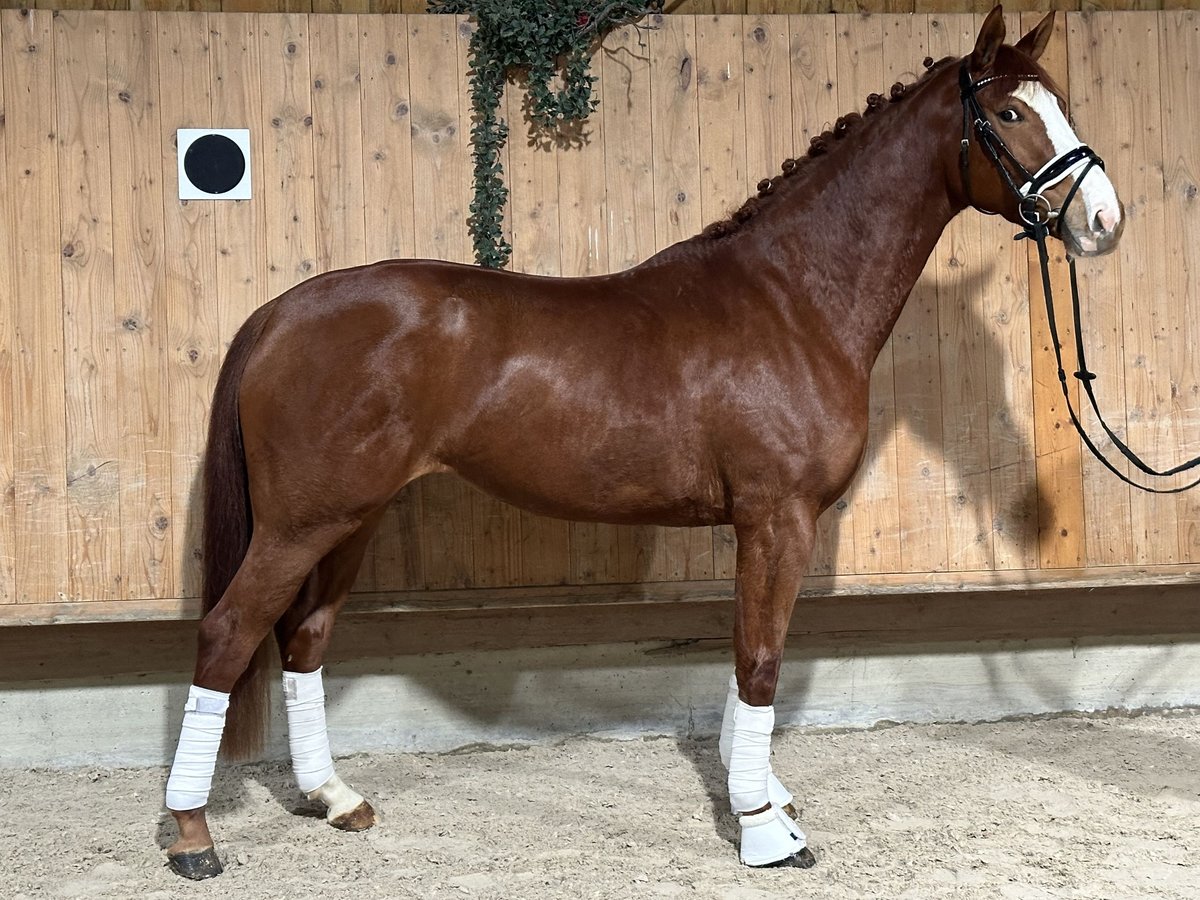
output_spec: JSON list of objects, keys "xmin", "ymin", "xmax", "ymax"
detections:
[{"xmin": 1012, "ymin": 80, "xmax": 1122, "ymax": 239}]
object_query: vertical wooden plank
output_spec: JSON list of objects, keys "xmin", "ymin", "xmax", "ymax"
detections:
[
  {"xmin": 742, "ymin": 16, "xmax": 792, "ymax": 189},
  {"xmin": 601, "ymin": 23, "xmax": 656, "ymax": 275},
  {"xmin": 787, "ymin": 12, "xmax": 843, "ymax": 574},
  {"xmin": 407, "ymin": 13, "xmax": 472, "ymax": 588},
  {"xmin": 310, "ymin": 12, "xmax": 366, "ymax": 273},
  {"xmin": 978, "ymin": 9, "xmax": 1039, "ymax": 570},
  {"xmin": 55, "ymin": 11, "xmax": 121, "ymax": 600},
  {"xmin": 259, "ymin": 12, "xmax": 317, "ymax": 297},
  {"xmin": 930, "ymin": 12, "xmax": 994, "ymax": 572},
  {"xmin": 835, "ymin": 12, "xmax": 903, "ymax": 575},
  {"xmin": 209, "ymin": 12, "xmax": 266, "ymax": 341},
  {"xmin": 1160, "ymin": 11, "xmax": 1200, "ymax": 558},
  {"xmin": 3, "ymin": 9, "xmax": 69, "ymax": 604},
  {"xmin": 599, "ymin": 22, "xmax": 655, "ymax": 584},
  {"xmin": 358, "ymin": 12, "xmax": 423, "ymax": 593},
  {"xmin": 1067, "ymin": 10, "xmax": 1133, "ymax": 565},
  {"xmin": 696, "ymin": 14, "xmax": 746, "ymax": 581},
  {"xmin": 559, "ymin": 28, "xmax": 623, "ymax": 585},
  {"xmin": 107, "ymin": 11, "xmax": 172, "ymax": 601},
  {"xmin": 0, "ymin": 15, "xmax": 15, "ymax": 602},
  {"xmin": 1105, "ymin": 12, "xmax": 1176, "ymax": 563},
  {"xmin": 884, "ymin": 14, "xmax": 950, "ymax": 574},
  {"xmin": 696, "ymin": 14, "xmax": 746, "ymax": 228},
  {"xmin": 647, "ymin": 12, "xmax": 713, "ymax": 583},
  {"xmin": 157, "ymin": 12, "xmax": 218, "ymax": 598},
  {"xmin": 1025, "ymin": 8, "xmax": 1086, "ymax": 569}
]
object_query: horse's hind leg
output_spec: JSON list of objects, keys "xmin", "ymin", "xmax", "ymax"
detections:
[
  {"xmin": 273, "ymin": 511, "xmax": 385, "ymax": 832},
  {"xmin": 726, "ymin": 504, "xmax": 818, "ymax": 869},
  {"xmin": 165, "ymin": 521, "xmax": 357, "ymax": 878}
]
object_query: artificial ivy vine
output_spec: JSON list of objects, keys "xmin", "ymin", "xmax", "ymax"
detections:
[{"xmin": 429, "ymin": 0, "xmax": 663, "ymax": 269}]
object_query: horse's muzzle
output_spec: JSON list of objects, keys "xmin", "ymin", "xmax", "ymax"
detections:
[{"xmin": 1060, "ymin": 199, "xmax": 1125, "ymax": 258}]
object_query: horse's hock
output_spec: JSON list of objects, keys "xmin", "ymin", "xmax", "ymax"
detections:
[{"xmin": 2, "ymin": 9, "xmax": 1200, "ymax": 765}]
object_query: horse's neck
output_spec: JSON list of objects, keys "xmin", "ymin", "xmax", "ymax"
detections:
[{"xmin": 734, "ymin": 83, "xmax": 965, "ymax": 373}]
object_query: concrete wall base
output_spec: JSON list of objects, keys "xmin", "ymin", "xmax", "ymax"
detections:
[{"xmin": 3, "ymin": 634, "xmax": 1199, "ymax": 769}]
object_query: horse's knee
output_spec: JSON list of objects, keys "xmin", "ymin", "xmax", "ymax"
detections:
[{"xmin": 737, "ymin": 653, "xmax": 782, "ymax": 706}]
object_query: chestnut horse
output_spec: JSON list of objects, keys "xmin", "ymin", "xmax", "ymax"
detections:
[{"xmin": 164, "ymin": 7, "xmax": 1123, "ymax": 878}]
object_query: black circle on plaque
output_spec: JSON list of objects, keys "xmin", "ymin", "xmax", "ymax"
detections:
[{"xmin": 183, "ymin": 134, "xmax": 246, "ymax": 195}]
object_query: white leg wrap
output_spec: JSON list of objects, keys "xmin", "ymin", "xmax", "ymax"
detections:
[
  {"xmin": 165, "ymin": 685, "xmax": 230, "ymax": 811},
  {"xmin": 719, "ymin": 675, "xmax": 794, "ymax": 811},
  {"xmin": 727, "ymin": 700, "xmax": 774, "ymax": 813},
  {"xmin": 307, "ymin": 773, "xmax": 366, "ymax": 823},
  {"xmin": 283, "ymin": 668, "xmax": 336, "ymax": 793}
]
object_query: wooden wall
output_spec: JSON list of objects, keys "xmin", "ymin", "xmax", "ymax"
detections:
[
  {"xmin": 1, "ymin": 10, "xmax": 1198, "ymax": 627},
  {"xmin": 2, "ymin": 3, "xmax": 1199, "ymax": 16}
]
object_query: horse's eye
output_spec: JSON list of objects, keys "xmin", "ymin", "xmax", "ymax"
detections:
[{"xmin": 998, "ymin": 108, "xmax": 1021, "ymax": 124}]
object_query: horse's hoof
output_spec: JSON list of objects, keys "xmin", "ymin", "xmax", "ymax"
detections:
[
  {"xmin": 330, "ymin": 799, "xmax": 376, "ymax": 832},
  {"xmin": 167, "ymin": 847, "xmax": 224, "ymax": 880},
  {"xmin": 753, "ymin": 846, "xmax": 817, "ymax": 869}
]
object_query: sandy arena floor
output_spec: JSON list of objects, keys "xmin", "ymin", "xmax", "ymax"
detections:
[{"xmin": 2, "ymin": 710, "xmax": 1198, "ymax": 899}]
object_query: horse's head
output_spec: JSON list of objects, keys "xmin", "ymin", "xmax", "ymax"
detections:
[{"xmin": 958, "ymin": 7, "xmax": 1123, "ymax": 257}]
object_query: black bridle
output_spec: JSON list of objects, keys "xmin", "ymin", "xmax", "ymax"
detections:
[{"xmin": 959, "ymin": 62, "xmax": 1200, "ymax": 493}]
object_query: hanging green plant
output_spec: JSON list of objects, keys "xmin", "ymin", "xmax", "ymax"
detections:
[{"xmin": 429, "ymin": 0, "xmax": 663, "ymax": 269}]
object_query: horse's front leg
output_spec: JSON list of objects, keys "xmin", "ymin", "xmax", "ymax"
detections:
[{"xmin": 724, "ymin": 505, "xmax": 817, "ymax": 869}]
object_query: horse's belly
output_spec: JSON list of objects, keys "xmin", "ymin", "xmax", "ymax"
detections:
[{"xmin": 443, "ymin": 437, "xmax": 728, "ymax": 528}]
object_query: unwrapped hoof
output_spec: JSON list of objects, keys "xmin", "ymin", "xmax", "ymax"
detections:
[
  {"xmin": 167, "ymin": 846, "xmax": 223, "ymax": 880},
  {"xmin": 330, "ymin": 799, "xmax": 376, "ymax": 832},
  {"xmin": 754, "ymin": 845, "xmax": 817, "ymax": 869}
]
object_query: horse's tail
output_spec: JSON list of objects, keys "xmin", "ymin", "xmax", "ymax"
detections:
[{"xmin": 201, "ymin": 301, "xmax": 276, "ymax": 760}]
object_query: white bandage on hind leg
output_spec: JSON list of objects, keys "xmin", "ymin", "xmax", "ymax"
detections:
[
  {"xmin": 719, "ymin": 674, "xmax": 793, "ymax": 811},
  {"xmin": 165, "ymin": 685, "xmax": 231, "ymax": 811},
  {"xmin": 283, "ymin": 668, "xmax": 337, "ymax": 793},
  {"xmin": 283, "ymin": 669, "xmax": 366, "ymax": 821}
]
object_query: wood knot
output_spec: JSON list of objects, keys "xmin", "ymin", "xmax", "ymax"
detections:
[
  {"xmin": 752, "ymin": 26, "xmax": 766, "ymax": 44},
  {"xmin": 118, "ymin": 90, "xmax": 132, "ymax": 103},
  {"xmin": 385, "ymin": 52, "xmax": 397, "ymax": 66},
  {"xmin": 62, "ymin": 243, "xmax": 76, "ymax": 258},
  {"xmin": 285, "ymin": 42, "xmax": 297, "ymax": 56}
]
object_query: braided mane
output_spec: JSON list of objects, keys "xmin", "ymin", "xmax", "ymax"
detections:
[{"xmin": 700, "ymin": 55, "xmax": 958, "ymax": 241}]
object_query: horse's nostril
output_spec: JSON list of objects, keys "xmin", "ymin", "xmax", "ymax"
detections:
[{"xmin": 1094, "ymin": 205, "xmax": 1119, "ymax": 234}]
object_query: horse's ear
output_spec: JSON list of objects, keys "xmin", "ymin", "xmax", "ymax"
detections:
[
  {"xmin": 971, "ymin": 5, "xmax": 1006, "ymax": 72},
  {"xmin": 1014, "ymin": 11, "xmax": 1055, "ymax": 61}
]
